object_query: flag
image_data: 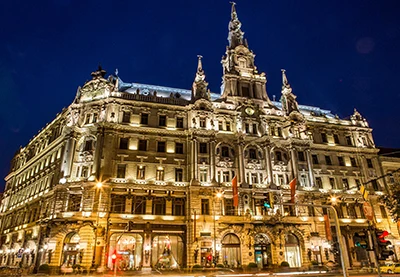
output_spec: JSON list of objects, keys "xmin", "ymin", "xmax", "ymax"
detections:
[
  {"xmin": 324, "ymin": 214, "xmax": 332, "ymax": 241},
  {"xmin": 232, "ymin": 175, "xmax": 238, "ymax": 207},
  {"xmin": 289, "ymin": 178, "xmax": 297, "ymax": 203}
]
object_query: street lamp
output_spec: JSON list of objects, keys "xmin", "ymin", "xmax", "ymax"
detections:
[{"xmin": 213, "ymin": 191, "xmax": 222, "ymax": 266}]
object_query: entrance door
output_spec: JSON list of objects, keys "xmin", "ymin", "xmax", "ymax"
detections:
[{"xmin": 254, "ymin": 234, "xmax": 271, "ymax": 268}]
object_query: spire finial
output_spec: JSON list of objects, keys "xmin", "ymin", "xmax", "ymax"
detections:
[
  {"xmin": 228, "ymin": 2, "xmax": 244, "ymax": 49},
  {"xmin": 197, "ymin": 55, "xmax": 203, "ymax": 72},
  {"xmin": 281, "ymin": 69, "xmax": 290, "ymax": 88}
]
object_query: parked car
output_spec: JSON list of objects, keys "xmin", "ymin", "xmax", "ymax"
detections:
[{"xmin": 380, "ymin": 263, "xmax": 400, "ymax": 274}]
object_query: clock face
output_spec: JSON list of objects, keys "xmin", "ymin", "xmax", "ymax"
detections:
[{"xmin": 245, "ymin": 107, "xmax": 255, "ymax": 115}]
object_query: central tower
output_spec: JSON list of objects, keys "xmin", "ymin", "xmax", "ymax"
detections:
[{"xmin": 221, "ymin": 2, "xmax": 273, "ymax": 105}]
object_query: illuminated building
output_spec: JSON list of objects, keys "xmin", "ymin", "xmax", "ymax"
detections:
[{"xmin": 1, "ymin": 3, "xmax": 398, "ymax": 274}]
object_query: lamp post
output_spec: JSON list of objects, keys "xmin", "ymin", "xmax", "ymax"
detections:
[
  {"xmin": 92, "ymin": 182, "xmax": 103, "ymax": 268},
  {"xmin": 213, "ymin": 191, "xmax": 222, "ymax": 266}
]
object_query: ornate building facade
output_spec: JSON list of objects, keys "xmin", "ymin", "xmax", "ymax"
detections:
[{"xmin": 1, "ymin": 3, "xmax": 399, "ymax": 274}]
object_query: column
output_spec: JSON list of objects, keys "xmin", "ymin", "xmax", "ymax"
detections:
[
  {"xmin": 264, "ymin": 144, "xmax": 273, "ymax": 185},
  {"xmin": 238, "ymin": 143, "xmax": 245, "ymax": 184},
  {"xmin": 210, "ymin": 139, "xmax": 216, "ymax": 183},
  {"xmin": 306, "ymin": 149, "xmax": 315, "ymax": 187},
  {"xmin": 194, "ymin": 139, "xmax": 198, "ymax": 180},
  {"xmin": 290, "ymin": 147, "xmax": 298, "ymax": 180},
  {"xmin": 60, "ymin": 133, "xmax": 76, "ymax": 178}
]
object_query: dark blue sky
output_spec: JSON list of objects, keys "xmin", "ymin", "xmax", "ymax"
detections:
[{"xmin": 1, "ymin": 0, "xmax": 400, "ymax": 187}]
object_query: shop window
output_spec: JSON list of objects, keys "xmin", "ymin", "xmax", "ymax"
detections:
[
  {"xmin": 108, "ymin": 233, "xmax": 143, "ymax": 270},
  {"xmin": 221, "ymin": 234, "xmax": 241, "ymax": 268},
  {"xmin": 285, "ymin": 234, "xmax": 301, "ymax": 267},
  {"xmin": 151, "ymin": 235, "xmax": 183, "ymax": 269}
]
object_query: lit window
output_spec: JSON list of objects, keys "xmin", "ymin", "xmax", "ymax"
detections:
[
  {"xmin": 117, "ymin": 164, "xmax": 126, "ymax": 178},
  {"xmin": 175, "ymin": 168, "xmax": 183, "ymax": 182},
  {"xmin": 156, "ymin": 168, "xmax": 164, "ymax": 181},
  {"xmin": 137, "ymin": 166, "xmax": 145, "ymax": 180}
]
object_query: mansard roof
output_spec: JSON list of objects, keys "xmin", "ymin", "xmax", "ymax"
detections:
[{"xmin": 118, "ymin": 79, "xmax": 334, "ymax": 118}]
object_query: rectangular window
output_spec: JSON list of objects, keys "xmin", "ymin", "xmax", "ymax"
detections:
[
  {"xmin": 172, "ymin": 198, "xmax": 185, "ymax": 216},
  {"xmin": 138, "ymin": 140, "xmax": 147, "ymax": 151},
  {"xmin": 226, "ymin": 122, "xmax": 231, "ymax": 131},
  {"xmin": 298, "ymin": 151, "xmax": 305, "ymax": 162},
  {"xmin": 175, "ymin": 142, "xmax": 184, "ymax": 154},
  {"xmin": 201, "ymin": 199, "xmax": 210, "ymax": 215},
  {"xmin": 152, "ymin": 197, "xmax": 166, "ymax": 215},
  {"xmin": 140, "ymin": 113, "xmax": 149, "ymax": 125},
  {"xmin": 159, "ymin": 115, "xmax": 166, "ymax": 127},
  {"xmin": 84, "ymin": 140, "xmax": 92, "ymax": 152},
  {"xmin": 117, "ymin": 164, "xmax": 126, "ymax": 178},
  {"xmin": 225, "ymin": 198, "xmax": 235, "ymax": 216},
  {"xmin": 92, "ymin": 113, "xmax": 98, "ymax": 123},
  {"xmin": 355, "ymin": 179, "xmax": 362, "ymax": 189},
  {"xmin": 68, "ymin": 194, "xmax": 82, "ymax": 212},
  {"xmin": 316, "ymin": 177, "xmax": 323, "ymax": 189},
  {"xmin": 380, "ymin": 206, "xmax": 388, "ymax": 218},
  {"xmin": 277, "ymin": 127, "xmax": 282, "ymax": 137},
  {"xmin": 249, "ymin": 149, "xmax": 257, "ymax": 159},
  {"xmin": 350, "ymin": 157, "xmax": 357, "ymax": 167},
  {"xmin": 85, "ymin": 115, "xmax": 91, "ymax": 125},
  {"xmin": 343, "ymin": 178, "xmax": 349, "ymax": 190},
  {"xmin": 137, "ymin": 166, "xmax": 145, "ymax": 180},
  {"xmin": 200, "ymin": 169, "xmax": 207, "ymax": 182},
  {"xmin": 111, "ymin": 194, "xmax": 126, "ymax": 213},
  {"xmin": 81, "ymin": 166, "xmax": 89, "ymax": 177},
  {"xmin": 199, "ymin": 143, "xmax": 207, "ymax": 154},
  {"xmin": 321, "ymin": 133, "xmax": 328, "ymax": 143},
  {"xmin": 367, "ymin": 158, "xmax": 373, "ymax": 168},
  {"xmin": 371, "ymin": 180, "xmax": 379, "ymax": 191},
  {"xmin": 325, "ymin": 155, "xmax": 332, "ymax": 165},
  {"xmin": 346, "ymin": 136, "xmax": 353, "ymax": 146},
  {"xmin": 312, "ymin": 154, "xmax": 319, "ymax": 164},
  {"xmin": 222, "ymin": 171, "xmax": 230, "ymax": 182},
  {"xmin": 200, "ymin": 118, "xmax": 206, "ymax": 128},
  {"xmin": 242, "ymin": 86, "xmax": 249, "ymax": 97},
  {"xmin": 119, "ymin": 138, "xmax": 129, "ymax": 150},
  {"xmin": 218, "ymin": 121, "xmax": 223, "ymax": 130},
  {"xmin": 338, "ymin": 156, "xmax": 345, "ymax": 166},
  {"xmin": 221, "ymin": 146, "xmax": 230, "ymax": 158},
  {"xmin": 156, "ymin": 168, "xmax": 164, "ymax": 181},
  {"xmin": 329, "ymin": 177, "xmax": 336, "ymax": 189},
  {"xmin": 252, "ymin": 124, "xmax": 258, "ymax": 135},
  {"xmin": 251, "ymin": 173, "xmax": 258, "ymax": 184},
  {"xmin": 175, "ymin": 168, "xmax": 183, "ymax": 182},
  {"xmin": 333, "ymin": 134, "xmax": 340, "ymax": 144},
  {"xmin": 122, "ymin": 111, "xmax": 131, "ymax": 123},
  {"xmin": 245, "ymin": 123, "xmax": 250, "ymax": 133},
  {"xmin": 132, "ymin": 196, "xmax": 146, "ymax": 214},
  {"xmin": 157, "ymin": 141, "xmax": 166, "ymax": 152},
  {"xmin": 176, "ymin": 117, "xmax": 184, "ymax": 128}
]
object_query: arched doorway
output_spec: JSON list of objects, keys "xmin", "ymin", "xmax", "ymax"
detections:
[
  {"xmin": 221, "ymin": 233, "xmax": 241, "ymax": 268},
  {"xmin": 254, "ymin": 234, "xmax": 272, "ymax": 268},
  {"xmin": 152, "ymin": 235, "xmax": 183, "ymax": 269},
  {"xmin": 108, "ymin": 233, "xmax": 143, "ymax": 270},
  {"xmin": 284, "ymin": 233, "xmax": 301, "ymax": 267},
  {"xmin": 61, "ymin": 233, "xmax": 82, "ymax": 268}
]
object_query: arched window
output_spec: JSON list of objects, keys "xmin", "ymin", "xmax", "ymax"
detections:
[
  {"xmin": 221, "ymin": 234, "xmax": 241, "ymax": 268},
  {"xmin": 284, "ymin": 234, "xmax": 301, "ymax": 267}
]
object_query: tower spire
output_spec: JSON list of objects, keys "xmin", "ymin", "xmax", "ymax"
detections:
[
  {"xmin": 228, "ymin": 2, "xmax": 245, "ymax": 49},
  {"xmin": 280, "ymin": 69, "xmax": 299, "ymax": 115},
  {"xmin": 192, "ymin": 55, "xmax": 210, "ymax": 102}
]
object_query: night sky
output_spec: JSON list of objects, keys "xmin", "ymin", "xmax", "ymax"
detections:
[{"xmin": 1, "ymin": 0, "xmax": 400, "ymax": 189}]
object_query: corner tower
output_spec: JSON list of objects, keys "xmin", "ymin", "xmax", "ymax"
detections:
[{"xmin": 221, "ymin": 2, "xmax": 273, "ymax": 105}]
